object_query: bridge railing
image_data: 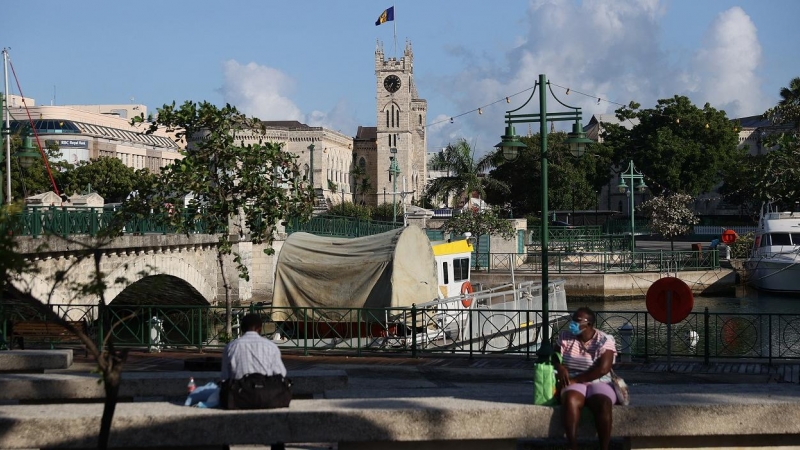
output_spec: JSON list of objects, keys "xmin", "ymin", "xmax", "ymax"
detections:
[
  {"xmin": 2, "ymin": 302, "xmax": 798, "ymax": 363},
  {"xmin": 285, "ymin": 215, "xmax": 399, "ymax": 238},
  {"xmin": 1, "ymin": 207, "xmax": 208, "ymax": 238}
]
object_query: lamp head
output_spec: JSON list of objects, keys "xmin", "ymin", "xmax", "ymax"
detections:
[
  {"xmin": 565, "ymin": 121, "xmax": 593, "ymax": 157},
  {"xmin": 636, "ymin": 178, "xmax": 648, "ymax": 192},
  {"xmin": 17, "ymin": 131, "xmax": 41, "ymax": 169},
  {"xmin": 617, "ymin": 178, "xmax": 628, "ymax": 194},
  {"xmin": 495, "ymin": 124, "xmax": 527, "ymax": 162}
]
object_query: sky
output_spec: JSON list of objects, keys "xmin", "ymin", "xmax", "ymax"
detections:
[{"xmin": 4, "ymin": 0, "xmax": 798, "ymax": 156}]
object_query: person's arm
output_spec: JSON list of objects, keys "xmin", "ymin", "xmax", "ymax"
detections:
[{"xmin": 570, "ymin": 349, "xmax": 613, "ymax": 384}]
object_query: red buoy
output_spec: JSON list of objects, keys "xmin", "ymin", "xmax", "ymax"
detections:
[
  {"xmin": 646, "ymin": 277, "xmax": 694, "ymax": 324},
  {"xmin": 721, "ymin": 229, "xmax": 738, "ymax": 244}
]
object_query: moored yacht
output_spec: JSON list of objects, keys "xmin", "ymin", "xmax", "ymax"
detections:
[{"xmin": 744, "ymin": 203, "xmax": 800, "ymax": 293}]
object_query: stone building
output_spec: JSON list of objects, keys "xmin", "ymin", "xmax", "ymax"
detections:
[{"xmin": 6, "ymin": 95, "xmax": 182, "ymax": 172}]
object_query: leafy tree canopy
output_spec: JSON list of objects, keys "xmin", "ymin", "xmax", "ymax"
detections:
[
  {"xmin": 764, "ymin": 76, "xmax": 800, "ymax": 126},
  {"xmin": 442, "ymin": 207, "xmax": 516, "ymax": 253},
  {"xmin": 604, "ymin": 96, "xmax": 742, "ymax": 196},
  {"xmin": 638, "ymin": 193, "xmax": 699, "ymax": 247},
  {"xmin": 7, "ymin": 135, "xmax": 70, "ymax": 201},
  {"xmin": 64, "ymin": 156, "xmax": 154, "ymax": 203},
  {"xmin": 485, "ymin": 131, "xmax": 613, "ymax": 217}
]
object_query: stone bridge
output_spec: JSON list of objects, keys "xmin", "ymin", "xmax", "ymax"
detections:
[{"xmin": 11, "ymin": 233, "xmax": 285, "ymax": 308}]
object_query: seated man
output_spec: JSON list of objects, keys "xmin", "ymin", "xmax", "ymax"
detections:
[
  {"xmin": 221, "ymin": 313, "xmax": 289, "ymax": 450},
  {"xmin": 221, "ymin": 313, "xmax": 287, "ymax": 381}
]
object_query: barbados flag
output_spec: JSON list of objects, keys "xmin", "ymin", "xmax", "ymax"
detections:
[{"xmin": 375, "ymin": 6, "xmax": 394, "ymax": 26}]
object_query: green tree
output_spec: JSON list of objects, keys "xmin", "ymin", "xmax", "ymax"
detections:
[
  {"xmin": 64, "ymin": 157, "xmax": 155, "ymax": 203},
  {"xmin": 485, "ymin": 132, "xmax": 612, "ymax": 217},
  {"xmin": 638, "ymin": 193, "xmax": 699, "ymax": 251},
  {"xmin": 133, "ymin": 101, "xmax": 315, "ymax": 336},
  {"xmin": 442, "ymin": 207, "xmax": 516, "ymax": 267},
  {"xmin": 424, "ymin": 138, "xmax": 508, "ymax": 208},
  {"xmin": 764, "ymin": 76, "xmax": 800, "ymax": 126},
  {"xmin": 604, "ymin": 97, "xmax": 742, "ymax": 196}
]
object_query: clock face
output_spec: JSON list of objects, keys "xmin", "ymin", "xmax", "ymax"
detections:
[{"xmin": 384, "ymin": 75, "xmax": 401, "ymax": 93}]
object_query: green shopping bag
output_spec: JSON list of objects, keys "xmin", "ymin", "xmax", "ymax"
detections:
[{"xmin": 533, "ymin": 353, "xmax": 562, "ymax": 406}]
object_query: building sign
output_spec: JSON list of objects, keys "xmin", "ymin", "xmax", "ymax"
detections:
[
  {"xmin": 45, "ymin": 139, "xmax": 89, "ymax": 149},
  {"xmin": 45, "ymin": 139, "xmax": 90, "ymax": 165}
]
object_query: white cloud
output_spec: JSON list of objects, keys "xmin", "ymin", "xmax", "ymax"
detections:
[
  {"xmin": 690, "ymin": 7, "xmax": 766, "ymax": 117},
  {"xmin": 219, "ymin": 60, "xmax": 303, "ymax": 121}
]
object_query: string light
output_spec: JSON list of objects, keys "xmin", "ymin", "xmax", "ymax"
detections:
[
  {"xmin": 597, "ymin": 97, "xmax": 601, "ymax": 105},
  {"xmin": 565, "ymin": 88, "xmax": 570, "ymax": 95},
  {"xmin": 450, "ymin": 117, "xmax": 454, "ymax": 124},
  {"xmin": 478, "ymin": 108, "xmax": 482, "ymax": 115},
  {"xmin": 506, "ymin": 97, "xmax": 510, "ymax": 103}
]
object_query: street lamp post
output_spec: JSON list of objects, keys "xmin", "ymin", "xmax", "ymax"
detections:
[
  {"xmin": 617, "ymin": 160, "xmax": 648, "ymax": 253},
  {"xmin": 494, "ymin": 73, "xmax": 592, "ymax": 360},
  {"xmin": 0, "ymin": 127, "xmax": 40, "ymax": 204},
  {"xmin": 388, "ymin": 148, "xmax": 400, "ymax": 226}
]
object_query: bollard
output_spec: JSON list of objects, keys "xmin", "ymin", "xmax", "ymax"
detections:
[{"xmin": 618, "ymin": 322, "xmax": 634, "ymax": 362}]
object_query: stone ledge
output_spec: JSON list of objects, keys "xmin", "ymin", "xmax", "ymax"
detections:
[
  {"xmin": 1, "ymin": 385, "xmax": 800, "ymax": 449},
  {"xmin": 0, "ymin": 369, "xmax": 347, "ymax": 401},
  {"xmin": 0, "ymin": 350, "xmax": 73, "ymax": 372}
]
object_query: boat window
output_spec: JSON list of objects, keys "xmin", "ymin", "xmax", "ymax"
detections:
[
  {"xmin": 771, "ymin": 233, "xmax": 791, "ymax": 245},
  {"xmin": 442, "ymin": 261, "xmax": 449, "ymax": 285},
  {"xmin": 792, "ymin": 233, "xmax": 800, "ymax": 245},
  {"xmin": 453, "ymin": 257, "xmax": 470, "ymax": 282}
]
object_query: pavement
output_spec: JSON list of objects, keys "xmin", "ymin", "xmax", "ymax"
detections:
[{"xmin": 29, "ymin": 349, "xmax": 800, "ymax": 449}]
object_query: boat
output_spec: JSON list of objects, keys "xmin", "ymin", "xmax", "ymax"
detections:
[
  {"xmin": 269, "ymin": 225, "xmax": 569, "ymax": 352},
  {"xmin": 744, "ymin": 202, "xmax": 800, "ymax": 293}
]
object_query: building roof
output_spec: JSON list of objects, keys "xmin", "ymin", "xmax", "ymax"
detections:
[
  {"xmin": 355, "ymin": 126, "xmax": 377, "ymax": 141},
  {"xmin": 261, "ymin": 120, "xmax": 315, "ymax": 130}
]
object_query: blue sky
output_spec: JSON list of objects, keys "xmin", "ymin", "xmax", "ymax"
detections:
[{"xmin": 4, "ymin": 0, "xmax": 798, "ymax": 155}]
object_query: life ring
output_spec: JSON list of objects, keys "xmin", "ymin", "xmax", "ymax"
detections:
[
  {"xmin": 645, "ymin": 277, "xmax": 694, "ymax": 324},
  {"xmin": 721, "ymin": 229, "xmax": 738, "ymax": 245},
  {"xmin": 460, "ymin": 281, "xmax": 474, "ymax": 308}
]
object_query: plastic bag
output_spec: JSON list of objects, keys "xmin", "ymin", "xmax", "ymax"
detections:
[
  {"xmin": 533, "ymin": 361, "xmax": 558, "ymax": 406},
  {"xmin": 184, "ymin": 381, "xmax": 220, "ymax": 408}
]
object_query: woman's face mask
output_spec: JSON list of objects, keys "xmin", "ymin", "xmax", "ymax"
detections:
[{"xmin": 569, "ymin": 317, "xmax": 589, "ymax": 335}]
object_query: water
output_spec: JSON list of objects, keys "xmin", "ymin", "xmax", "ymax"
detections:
[{"xmin": 580, "ymin": 288, "xmax": 800, "ymax": 315}]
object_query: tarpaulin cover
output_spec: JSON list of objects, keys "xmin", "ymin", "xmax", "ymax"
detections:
[{"xmin": 272, "ymin": 225, "xmax": 438, "ymax": 316}]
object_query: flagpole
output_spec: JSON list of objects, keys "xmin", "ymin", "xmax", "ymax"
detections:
[{"xmin": 393, "ymin": 4, "xmax": 397, "ymax": 59}]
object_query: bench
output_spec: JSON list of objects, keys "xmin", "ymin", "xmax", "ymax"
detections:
[
  {"xmin": 1, "ymin": 384, "xmax": 800, "ymax": 449},
  {"xmin": 0, "ymin": 369, "xmax": 348, "ymax": 403},
  {"xmin": 0, "ymin": 349, "xmax": 73, "ymax": 372},
  {"xmin": 10, "ymin": 320, "xmax": 89, "ymax": 355}
]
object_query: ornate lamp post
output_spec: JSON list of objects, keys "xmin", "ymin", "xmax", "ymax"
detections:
[
  {"xmin": 617, "ymin": 160, "xmax": 648, "ymax": 254},
  {"xmin": 388, "ymin": 147, "xmax": 400, "ymax": 226},
  {"xmin": 494, "ymin": 73, "xmax": 592, "ymax": 360}
]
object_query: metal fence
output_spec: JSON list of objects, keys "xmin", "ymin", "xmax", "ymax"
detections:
[
  {"xmin": 475, "ymin": 249, "xmax": 720, "ymax": 273},
  {"xmin": 3, "ymin": 302, "xmax": 798, "ymax": 363},
  {"xmin": 284, "ymin": 215, "xmax": 399, "ymax": 238}
]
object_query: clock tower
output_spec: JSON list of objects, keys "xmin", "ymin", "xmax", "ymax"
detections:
[{"xmin": 372, "ymin": 40, "xmax": 427, "ymax": 208}]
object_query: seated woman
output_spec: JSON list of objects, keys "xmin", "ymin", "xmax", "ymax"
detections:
[{"xmin": 554, "ymin": 307, "xmax": 617, "ymax": 450}]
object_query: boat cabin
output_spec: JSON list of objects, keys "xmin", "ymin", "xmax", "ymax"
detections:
[{"xmin": 431, "ymin": 235, "xmax": 473, "ymax": 299}]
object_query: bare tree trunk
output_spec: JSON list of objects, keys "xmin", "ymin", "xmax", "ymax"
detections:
[
  {"xmin": 218, "ymin": 252, "xmax": 232, "ymax": 338},
  {"xmin": 97, "ymin": 350, "xmax": 126, "ymax": 450}
]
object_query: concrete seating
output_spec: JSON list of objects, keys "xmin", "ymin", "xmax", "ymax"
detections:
[
  {"xmin": 1, "ymin": 384, "xmax": 799, "ymax": 449},
  {"xmin": 0, "ymin": 369, "xmax": 347, "ymax": 403},
  {"xmin": 0, "ymin": 349, "xmax": 73, "ymax": 372}
]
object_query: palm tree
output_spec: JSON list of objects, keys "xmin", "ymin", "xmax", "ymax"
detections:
[
  {"xmin": 765, "ymin": 76, "xmax": 800, "ymax": 126},
  {"xmin": 424, "ymin": 138, "xmax": 508, "ymax": 209}
]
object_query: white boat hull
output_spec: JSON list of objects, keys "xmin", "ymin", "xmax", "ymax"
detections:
[{"xmin": 744, "ymin": 258, "xmax": 800, "ymax": 293}]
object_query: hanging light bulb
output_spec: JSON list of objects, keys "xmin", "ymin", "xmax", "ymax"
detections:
[
  {"xmin": 506, "ymin": 97, "xmax": 510, "ymax": 103},
  {"xmin": 597, "ymin": 97, "xmax": 601, "ymax": 105},
  {"xmin": 705, "ymin": 123, "xmax": 710, "ymax": 129},
  {"xmin": 565, "ymin": 88, "xmax": 570, "ymax": 95},
  {"xmin": 478, "ymin": 108, "xmax": 482, "ymax": 115},
  {"xmin": 450, "ymin": 117, "xmax": 454, "ymax": 124},
  {"xmin": 676, "ymin": 118, "xmax": 680, "ymax": 124}
]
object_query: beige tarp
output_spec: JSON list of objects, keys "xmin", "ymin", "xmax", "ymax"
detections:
[{"xmin": 272, "ymin": 225, "xmax": 438, "ymax": 314}]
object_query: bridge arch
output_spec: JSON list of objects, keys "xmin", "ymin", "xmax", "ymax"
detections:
[{"xmin": 105, "ymin": 254, "xmax": 216, "ymax": 305}]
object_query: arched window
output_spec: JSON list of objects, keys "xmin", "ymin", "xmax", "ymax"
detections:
[{"xmin": 359, "ymin": 157, "xmax": 366, "ymax": 170}]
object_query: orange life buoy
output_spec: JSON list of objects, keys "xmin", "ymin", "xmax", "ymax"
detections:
[
  {"xmin": 460, "ymin": 281, "xmax": 474, "ymax": 308},
  {"xmin": 721, "ymin": 229, "xmax": 738, "ymax": 244}
]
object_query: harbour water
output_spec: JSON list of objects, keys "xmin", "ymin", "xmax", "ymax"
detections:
[{"xmin": 582, "ymin": 288, "xmax": 800, "ymax": 315}]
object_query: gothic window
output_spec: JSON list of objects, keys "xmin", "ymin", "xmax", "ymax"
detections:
[
  {"xmin": 391, "ymin": 105, "xmax": 396, "ymax": 127},
  {"xmin": 419, "ymin": 114, "xmax": 422, "ymax": 125},
  {"xmin": 388, "ymin": 135, "xmax": 391, "ymax": 147},
  {"xmin": 359, "ymin": 157, "xmax": 366, "ymax": 170},
  {"xmin": 396, "ymin": 109, "xmax": 400, "ymax": 125},
  {"xmin": 386, "ymin": 110, "xmax": 389, "ymax": 128}
]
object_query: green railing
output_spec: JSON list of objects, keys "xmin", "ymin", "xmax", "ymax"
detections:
[
  {"xmin": 2, "ymin": 207, "xmax": 208, "ymax": 238},
  {"xmin": 528, "ymin": 225, "xmax": 603, "ymax": 241},
  {"xmin": 2, "ymin": 302, "xmax": 799, "ymax": 362},
  {"xmin": 477, "ymin": 250, "xmax": 720, "ymax": 273},
  {"xmin": 285, "ymin": 215, "xmax": 400, "ymax": 238}
]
